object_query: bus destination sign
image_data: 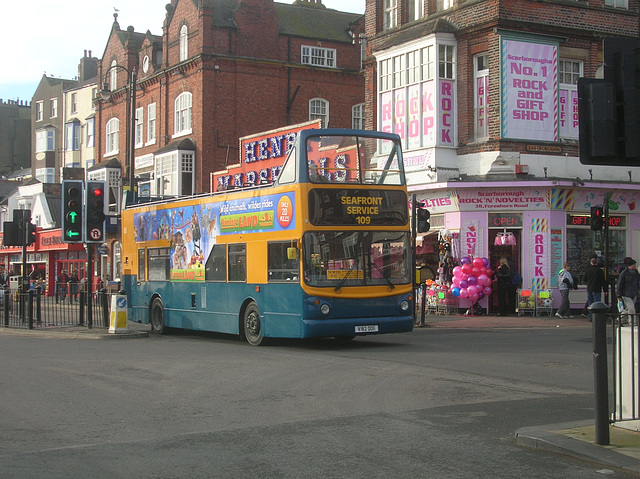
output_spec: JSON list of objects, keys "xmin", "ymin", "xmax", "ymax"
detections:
[{"xmin": 308, "ymin": 189, "xmax": 408, "ymax": 226}]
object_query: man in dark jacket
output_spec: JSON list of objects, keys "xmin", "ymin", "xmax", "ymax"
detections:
[
  {"xmin": 617, "ymin": 258, "xmax": 639, "ymax": 325},
  {"xmin": 583, "ymin": 256, "xmax": 605, "ymax": 321}
]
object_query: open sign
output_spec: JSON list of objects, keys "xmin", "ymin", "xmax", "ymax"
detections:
[{"xmin": 489, "ymin": 213, "xmax": 522, "ymax": 228}]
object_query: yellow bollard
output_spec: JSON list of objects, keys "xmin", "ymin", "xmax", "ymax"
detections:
[{"xmin": 108, "ymin": 294, "xmax": 129, "ymax": 334}]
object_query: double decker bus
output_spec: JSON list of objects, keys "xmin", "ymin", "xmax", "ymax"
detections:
[{"xmin": 121, "ymin": 128, "xmax": 413, "ymax": 345}]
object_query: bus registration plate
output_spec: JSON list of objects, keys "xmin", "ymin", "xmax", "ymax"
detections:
[{"xmin": 355, "ymin": 325, "xmax": 379, "ymax": 333}]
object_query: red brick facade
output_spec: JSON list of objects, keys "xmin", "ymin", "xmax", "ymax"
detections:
[
  {"xmin": 364, "ymin": 0, "xmax": 639, "ymax": 161},
  {"xmin": 97, "ymin": 0, "xmax": 365, "ymax": 195}
]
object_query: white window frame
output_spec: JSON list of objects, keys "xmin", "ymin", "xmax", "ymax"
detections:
[
  {"xmin": 559, "ymin": 59, "xmax": 583, "ymax": 141},
  {"xmin": 309, "ymin": 98, "xmax": 329, "ymax": 128},
  {"xmin": 86, "ymin": 118, "xmax": 95, "ymax": 148},
  {"xmin": 438, "ymin": 0, "xmax": 454, "ymax": 11},
  {"xmin": 605, "ymin": 0, "xmax": 628, "ymax": 7},
  {"xmin": 135, "ymin": 107, "xmax": 144, "ymax": 148},
  {"xmin": 179, "ymin": 25, "xmax": 188, "ymax": 62},
  {"xmin": 50, "ymin": 98, "xmax": 58, "ymax": 118},
  {"xmin": 439, "ymin": 44, "xmax": 455, "ymax": 79},
  {"xmin": 106, "ymin": 118, "xmax": 120, "ymax": 156},
  {"xmin": 35, "ymin": 101, "xmax": 43, "ymax": 122},
  {"xmin": 301, "ymin": 46, "xmax": 336, "ymax": 68},
  {"xmin": 352, "ymin": 103, "xmax": 365, "ymax": 130},
  {"xmin": 559, "ymin": 59, "xmax": 582, "ymax": 86},
  {"xmin": 174, "ymin": 92, "xmax": 192, "ymax": 137},
  {"xmin": 110, "ymin": 60, "xmax": 118, "ymax": 90},
  {"xmin": 146, "ymin": 103, "xmax": 156, "ymax": 145},
  {"xmin": 474, "ymin": 54, "xmax": 489, "ymax": 141},
  {"xmin": 383, "ymin": 0, "xmax": 397, "ymax": 30},
  {"xmin": 70, "ymin": 93, "xmax": 78, "ymax": 114},
  {"xmin": 65, "ymin": 121, "xmax": 80, "ymax": 151},
  {"xmin": 409, "ymin": 0, "xmax": 424, "ymax": 21},
  {"xmin": 35, "ymin": 128, "xmax": 55, "ymax": 153}
]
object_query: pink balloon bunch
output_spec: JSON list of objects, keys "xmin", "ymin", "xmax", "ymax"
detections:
[{"xmin": 450, "ymin": 257, "xmax": 494, "ymax": 304}]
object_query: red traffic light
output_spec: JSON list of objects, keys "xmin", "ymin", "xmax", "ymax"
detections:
[{"xmin": 91, "ymin": 188, "xmax": 103, "ymax": 197}]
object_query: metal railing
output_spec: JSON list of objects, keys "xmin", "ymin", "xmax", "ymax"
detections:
[
  {"xmin": 1, "ymin": 286, "xmax": 113, "ymax": 330},
  {"xmin": 611, "ymin": 310, "xmax": 640, "ymax": 424}
]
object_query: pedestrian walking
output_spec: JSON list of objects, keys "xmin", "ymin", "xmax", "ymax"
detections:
[
  {"xmin": 69, "ymin": 270, "xmax": 79, "ymax": 302},
  {"xmin": 57, "ymin": 270, "xmax": 68, "ymax": 303},
  {"xmin": 617, "ymin": 257, "xmax": 639, "ymax": 325},
  {"xmin": 556, "ymin": 262, "xmax": 577, "ymax": 318},
  {"xmin": 583, "ymin": 255, "xmax": 605, "ymax": 321}
]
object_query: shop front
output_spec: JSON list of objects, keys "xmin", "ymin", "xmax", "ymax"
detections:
[
  {"xmin": 414, "ymin": 181, "xmax": 639, "ymax": 314},
  {"xmin": 0, "ymin": 229, "xmax": 86, "ymax": 295}
]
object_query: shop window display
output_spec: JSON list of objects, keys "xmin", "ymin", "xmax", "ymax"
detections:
[{"xmin": 566, "ymin": 228, "xmax": 626, "ymax": 283}]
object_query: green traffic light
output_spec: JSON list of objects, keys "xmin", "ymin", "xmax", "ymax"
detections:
[
  {"xmin": 66, "ymin": 229, "xmax": 80, "ymax": 238},
  {"xmin": 68, "ymin": 211, "xmax": 78, "ymax": 224}
]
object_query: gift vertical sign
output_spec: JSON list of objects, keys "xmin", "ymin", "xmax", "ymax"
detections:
[{"xmin": 501, "ymin": 38, "xmax": 558, "ymax": 141}]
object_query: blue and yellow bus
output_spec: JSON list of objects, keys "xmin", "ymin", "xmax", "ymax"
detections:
[{"xmin": 121, "ymin": 128, "xmax": 413, "ymax": 345}]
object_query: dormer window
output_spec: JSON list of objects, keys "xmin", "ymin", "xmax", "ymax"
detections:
[{"xmin": 301, "ymin": 46, "xmax": 336, "ymax": 68}]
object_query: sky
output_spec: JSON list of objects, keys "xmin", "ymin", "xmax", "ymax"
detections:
[{"xmin": 0, "ymin": 0, "xmax": 365, "ymax": 104}]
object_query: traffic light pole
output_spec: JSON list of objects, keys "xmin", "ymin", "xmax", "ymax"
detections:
[
  {"xmin": 604, "ymin": 192, "xmax": 613, "ymax": 307},
  {"xmin": 87, "ymin": 244, "xmax": 93, "ymax": 329}
]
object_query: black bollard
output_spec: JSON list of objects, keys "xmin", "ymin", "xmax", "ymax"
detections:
[
  {"xmin": 3, "ymin": 287, "xmax": 8, "ymax": 327},
  {"xmin": 590, "ymin": 301, "xmax": 610, "ymax": 445}
]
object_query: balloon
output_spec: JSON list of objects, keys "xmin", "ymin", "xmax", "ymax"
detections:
[
  {"xmin": 467, "ymin": 285, "xmax": 478, "ymax": 296},
  {"xmin": 480, "ymin": 267, "xmax": 487, "ymax": 275},
  {"xmin": 486, "ymin": 268, "xmax": 493, "ymax": 277},
  {"xmin": 452, "ymin": 287, "xmax": 461, "ymax": 297},
  {"xmin": 483, "ymin": 286, "xmax": 492, "ymax": 296},
  {"xmin": 461, "ymin": 264, "xmax": 472, "ymax": 275},
  {"xmin": 452, "ymin": 266, "xmax": 462, "ymax": 278},
  {"xmin": 482, "ymin": 257, "xmax": 490, "ymax": 267},
  {"xmin": 452, "ymin": 276, "xmax": 460, "ymax": 286},
  {"xmin": 470, "ymin": 293, "xmax": 479, "ymax": 303},
  {"xmin": 459, "ymin": 280, "xmax": 468, "ymax": 289},
  {"xmin": 473, "ymin": 257, "xmax": 484, "ymax": 268},
  {"xmin": 472, "ymin": 267, "xmax": 481, "ymax": 277},
  {"xmin": 468, "ymin": 276, "xmax": 477, "ymax": 285},
  {"xmin": 461, "ymin": 257, "xmax": 471, "ymax": 265},
  {"xmin": 477, "ymin": 292, "xmax": 484, "ymax": 299},
  {"xmin": 460, "ymin": 288, "xmax": 469, "ymax": 298},
  {"xmin": 477, "ymin": 274, "xmax": 488, "ymax": 286}
]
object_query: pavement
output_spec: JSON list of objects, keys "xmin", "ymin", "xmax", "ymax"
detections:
[{"xmin": 3, "ymin": 313, "xmax": 640, "ymax": 472}]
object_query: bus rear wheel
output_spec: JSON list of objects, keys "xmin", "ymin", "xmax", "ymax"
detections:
[
  {"xmin": 150, "ymin": 297, "xmax": 166, "ymax": 334},
  {"xmin": 243, "ymin": 302, "xmax": 263, "ymax": 346}
]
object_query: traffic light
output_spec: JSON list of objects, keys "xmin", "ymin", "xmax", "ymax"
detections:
[
  {"xmin": 85, "ymin": 181, "xmax": 106, "ymax": 243},
  {"xmin": 62, "ymin": 180, "xmax": 84, "ymax": 243},
  {"xmin": 415, "ymin": 201, "xmax": 431, "ymax": 233},
  {"xmin": 26, "ymin": 223, "xmax": 36, "ymax": 246},
  {"xmin": 591, "ymin": 206, "xmax": 604, "ymax": 231},
  {"xmin": 2, "ymin": 222, "xmax": 20, "ymax": 246}
]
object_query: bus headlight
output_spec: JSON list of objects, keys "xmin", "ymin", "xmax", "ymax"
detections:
[
  {"xmin": 400, "ymin": 300, "xmax": 410, "ymax": 312},
  {"xmin": 320, "ymin": 303, "xmax": 331, "ymax": 315}
]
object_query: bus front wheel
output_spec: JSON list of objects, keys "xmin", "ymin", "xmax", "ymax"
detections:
[
  {"xmin": 243, "ymin": 302, "xmax": 263, "ymax": 346},
  {"xmin": 150, "ymin": 298, "xmax": 166, "ymax": 334}
]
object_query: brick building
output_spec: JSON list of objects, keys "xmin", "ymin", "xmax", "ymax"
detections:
[
  {"xmin": 95, "ymin": 0, "xmax": 365, "ymax": 205},
  {"xmin": 364, "ymin": 0, "xmax": 640, "ymax": 313}
]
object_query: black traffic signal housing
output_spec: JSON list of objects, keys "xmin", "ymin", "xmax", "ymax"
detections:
[
  {"xmin": 27, "ymin": 222, "xmax": 36, "ymax": 246},
  {"xmin": 591, "ymin": 206, "xmax": 604, "ymax": 231},
  {"xmin": 62, "ymin": 180, "xmax": 84, "ymax": 243},
  {"xmin": 578, "ymin": 78, "xmax": 617, "ymax": 164},
  {"xmin": 3, "ymin": 221, "xmax": 21, "ymax": 246},
  {"xmin": 415, "ymin": 201, "xmax": 431, "ymax": 233},
  {"xmin": 85, "ymin": 181, "xmax": 106, "ymax": 243}
]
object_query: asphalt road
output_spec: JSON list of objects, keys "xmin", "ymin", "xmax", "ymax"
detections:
[{"xmin": 0, "ymin": 325, "xmax": 636, "ymax": 478}]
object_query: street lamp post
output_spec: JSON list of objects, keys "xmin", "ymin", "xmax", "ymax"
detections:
[{"xmin": 99, "ymin": 65, "xmax": 137, "ymax": 196}]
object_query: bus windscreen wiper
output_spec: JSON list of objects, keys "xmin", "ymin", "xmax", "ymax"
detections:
[{"xmin": 334, "ymin": 257, "xmax": 360, "ymax": 292}]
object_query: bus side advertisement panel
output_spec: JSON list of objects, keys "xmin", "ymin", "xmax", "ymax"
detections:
[{"xmin": 132, "ymin": 192, "xmax": 296, "ymax": 282}]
